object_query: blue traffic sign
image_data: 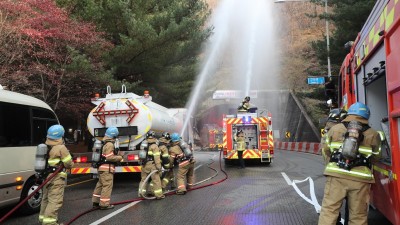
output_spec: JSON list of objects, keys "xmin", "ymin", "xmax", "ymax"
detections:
[{"xmin": 307, "ymin": 77, "xmax": 325, "ymax": 85}]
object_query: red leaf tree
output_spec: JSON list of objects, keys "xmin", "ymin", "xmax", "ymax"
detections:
[{"xmin": 0, "ymin": 0, "xmax": 112, "ymax": 120}]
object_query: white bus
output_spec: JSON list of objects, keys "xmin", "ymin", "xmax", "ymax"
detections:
[{"xmin": 0, "ymin": 86, "xmax": 58, "ymax": 214}]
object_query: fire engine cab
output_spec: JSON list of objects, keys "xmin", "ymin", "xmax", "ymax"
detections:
[
  {"xmin": 335, "ymin": 0, "xmax": 400, "ymax": 223},
  {"xmin": 72, "ymin": 85, "xmax": 189, "ymax": 175},
  {"xmin": 222, "ymin": 108, "xmax": 274, "ymax": 165}
]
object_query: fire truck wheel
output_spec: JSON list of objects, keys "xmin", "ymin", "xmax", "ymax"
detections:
[{"xmin": 18, "ymin": 177, "xmax": 42, "ymax": 215}]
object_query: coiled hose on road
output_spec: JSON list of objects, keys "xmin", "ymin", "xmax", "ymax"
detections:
[
  {"xmin": 0, "ymin": 166, "xmax": 65, "ymax": 223},
  {"xmin": 65, "ymin": 150, "xmax": 227, "ymax": 225}
]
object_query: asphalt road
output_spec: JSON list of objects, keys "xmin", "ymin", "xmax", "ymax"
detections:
[{"xmin": 0, "ymin": 150, "xmax": 392, "ymax": 225}]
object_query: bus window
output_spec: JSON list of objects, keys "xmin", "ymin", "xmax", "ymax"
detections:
[
  {"xmin": 32, "ymin": 108, "xmax": 58, "ymax": 145},
  {"xmin": 0, "ymin": 102, "xmax": 31, "ymax": 147}
]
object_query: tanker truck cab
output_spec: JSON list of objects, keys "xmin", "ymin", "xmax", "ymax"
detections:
[
  {"xmin": 223, "ymin": 108, "xmax": 274, "ymax": 165},
  {"xmin": 72, "ymin": 85, "xmax": 187, "ymax": 175}
]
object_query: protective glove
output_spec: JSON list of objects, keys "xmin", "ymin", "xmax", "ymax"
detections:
[{"xmin": 156, "ymin": 166, "xmax": 162, "ymax": 173}]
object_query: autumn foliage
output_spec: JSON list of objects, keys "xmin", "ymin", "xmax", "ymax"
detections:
[{"xmin": 0, "ymin": 0, "xmax": 111, "ymax": 119}]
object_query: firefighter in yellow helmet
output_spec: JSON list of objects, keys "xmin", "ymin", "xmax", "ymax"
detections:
[
  {"xmin": 318, "ymin": 102, "xmax": 383, "ymax": 225},
  {"xmin": 139, "ymin": 131, "xmax": 165, "ymax": 199},
  {"xmin": 39, "ymin": 125, "xmax": 74, "ymax": 225},
  {"xmin": 92, "ymin": 127, "xmax": 123, "ymax": 210}
]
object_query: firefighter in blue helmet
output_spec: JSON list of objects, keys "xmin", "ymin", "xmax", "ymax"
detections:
[
  {"xmin": 39, "ymin": 125, "xmax": 74, "ymax": 225},
  {"xmin": 170, "ymin": 133, "xmax": 195, "ymax": 195},
  {"xmin": 319, "ymin": 102, "xmax": 383, "ymax": 225},
  {"xmin": 92, "ymin": 127, "xmax": 123, "ymax": 209}
]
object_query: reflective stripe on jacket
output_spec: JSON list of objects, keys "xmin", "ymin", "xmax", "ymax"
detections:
[
  {"xmin": 322, "ymin": 116, "xmax": 382, "ymax": 183},
  {"xmin": 45, "ymin": 138, "xmax": 74, "ymax": 178}
]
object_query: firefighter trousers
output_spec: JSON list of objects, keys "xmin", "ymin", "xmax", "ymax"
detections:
[
  {"xmin": 237, "ymin": 150, "xmax": 245, "ymax": 168},
  {"xmin": 39, "ymin": 175, "xmax": 66, "ymax": 225},
  {"xmin": 92, "ymin": 171, "xmax": 114, "ymax": 207},
  {"xmin": 176, "ymin": 160, "xmax": 195, "ymax": 193},
  {"xmin": 162, "ymin": 167, "xmax": 176, "ymax": 189},
  {"xmin": 318, "ymin": 176, "xmax": 370, "ymax": 225},
  {"xmin": 139, "ymin": 162, "xmax": 163, "ymax": 198}
]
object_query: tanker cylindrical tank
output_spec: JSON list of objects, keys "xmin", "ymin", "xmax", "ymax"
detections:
[{"xmin": 87, "ymin": 94, "xmax": 185, "ymax": 148}]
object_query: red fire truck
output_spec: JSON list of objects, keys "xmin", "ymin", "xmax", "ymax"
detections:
[
  {"xmin": 336, "ymin": 1, "xmax": 400, "ymax": 223},
  {"xmin": 222, "ymin": 110, "xmax": 274, "ymax": 165},
  {"xmin": 200, "ymin": 124, "xmax": 223, "ymax": 150}
]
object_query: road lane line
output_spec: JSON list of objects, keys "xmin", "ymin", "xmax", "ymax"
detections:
[
  {"xmin": 281, "ymin": 172, "xmax": 292, "ymax": 185},
  {"xmin": 195, "ymin": 164, "xmax": 202, "ymax": 170},
  {"xmin": 88, "ymin": 201, "xmax": 141, "ymax": 225}
]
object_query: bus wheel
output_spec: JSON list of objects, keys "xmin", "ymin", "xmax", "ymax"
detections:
[{"xmin": 18, "ymin": 178, "xmax": 42, "ymax": 215}]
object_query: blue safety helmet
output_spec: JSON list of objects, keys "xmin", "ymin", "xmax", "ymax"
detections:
[
  {"xmin": 171, "ymin": 133, "xmax": 180, "ymax": 142},
  {"xmin": 105, "ymin": 127, "xmax": 119, "ymax": 138},
  {"xmin": 47, "ymin": 124, "xmax": 65, "ymax": 140},
  {"xmin": 347, "ymin": 102, "xmax": 370, "ymax": 119}
]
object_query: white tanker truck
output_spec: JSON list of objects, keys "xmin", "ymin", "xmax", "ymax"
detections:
[{"xmin": 71, "ymin": 85, "xmax": 193, "ymax": 175}]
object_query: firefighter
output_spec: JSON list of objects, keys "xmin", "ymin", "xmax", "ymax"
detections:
[
  {"xmin": 238, "ymin": 96, "xmax": 250, "ymax": 112},
  {"xmin": 171, "ymin": 133, "xmax": 195, "ymax": 195},
  {"xmin": 321, "ymin": 108, "xmax": 348, "ymax": 164},
  {"xmin": 185, "ymin": 141, "xmax": 196, "ymax": 190},
  {"xmin": 163, "ymin": 133, "xmax": 182, "ymax": 191},
  {"xmin": 138, "ymin": 131, "xmax": 165, "ymax": 199},
  {"xmin": 318, "ymin": 102, "xmax": 382, "ymax": 225},
  {"xmin": 321, "ymin": 108, "xmax": 349, "ymax": 225},
  {"xmin": 39, "ymin": 125, "xmax": 74, "ymax": 225},
  {"xmin": 159, "ymin": 132, "xmax": 173, "ymax": 190},
  {"xmin": 92, "ymin": 127, "xmax": 123, "ymax": 210},
  {"xmin": 235, "ymin": 130, "xmax": 245, "ymax": 169}
]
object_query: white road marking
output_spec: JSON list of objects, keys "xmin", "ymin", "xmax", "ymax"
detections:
[
  {"xmin": 89, "ymin": 201, "xmax": 141, "ymax": 225},
  {"xmin": 281, "ymin": 172, "xmax": 292, "ymax": 185},
  {"xmin": 195, "ymin": 164, "xmax": 202, "ymax": 170},
  {"xmin": 281, "ymin": 172, "xmax": 322, "ymax": 214}
]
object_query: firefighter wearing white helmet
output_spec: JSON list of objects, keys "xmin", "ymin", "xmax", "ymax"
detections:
[
  {"xmin": 139, "ymin": 131, "xmax": 165, "ymax": 199},
  {"xmin": 38, "ymin": 124, "xmax": 74, "ymax": 225},
  {"xmin": 92, "ymin": 127, "xmax": 123, "ymax": 210},
  {"xmin": 318, "ymin": 102, "xmax": 383, "ymax": 225}
]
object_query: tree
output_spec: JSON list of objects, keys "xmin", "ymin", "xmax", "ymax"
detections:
[
  {"xmin": 0, "ymin": 0, "xmax": 127, "ymax": 120},
  {"xmin": 57, "ymin": 0, "xmax": 212, "ymax": 107},
  {"xmin": 310, "ymin": 0, "xmax": 375, "ymax": 76}
]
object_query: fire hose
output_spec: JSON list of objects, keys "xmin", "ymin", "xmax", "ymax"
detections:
[
  {"xmin": 0, "ymin": 165, "xmax": 65, "ymax": 223},
  {"xmin": 64, "ymin": 150, "xmax": 228, "ymax": 225}
]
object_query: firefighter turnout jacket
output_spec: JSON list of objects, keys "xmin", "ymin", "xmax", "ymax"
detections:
[
  {"xmin": 39, "ymin": 138, "xmax": 74, "ymax": 225},
  {"xmin": 321, "ymin": 115, "xmax": 382, "ymax": 183},
  {"xmin": 98, "ymin": 137, "xmax": 123, "ymax": 172},
  {"xmin": 158, "ymin": 137, "xmax": 171, "ymax": 169},
  {"xmin": 236, "ymin": 133, "xmax": 245, "ymax": 151}
]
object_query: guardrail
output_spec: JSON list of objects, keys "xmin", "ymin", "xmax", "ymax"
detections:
[{"xmin": 274, "ymin": 142, "xmax": 321, "ymax": 155}]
